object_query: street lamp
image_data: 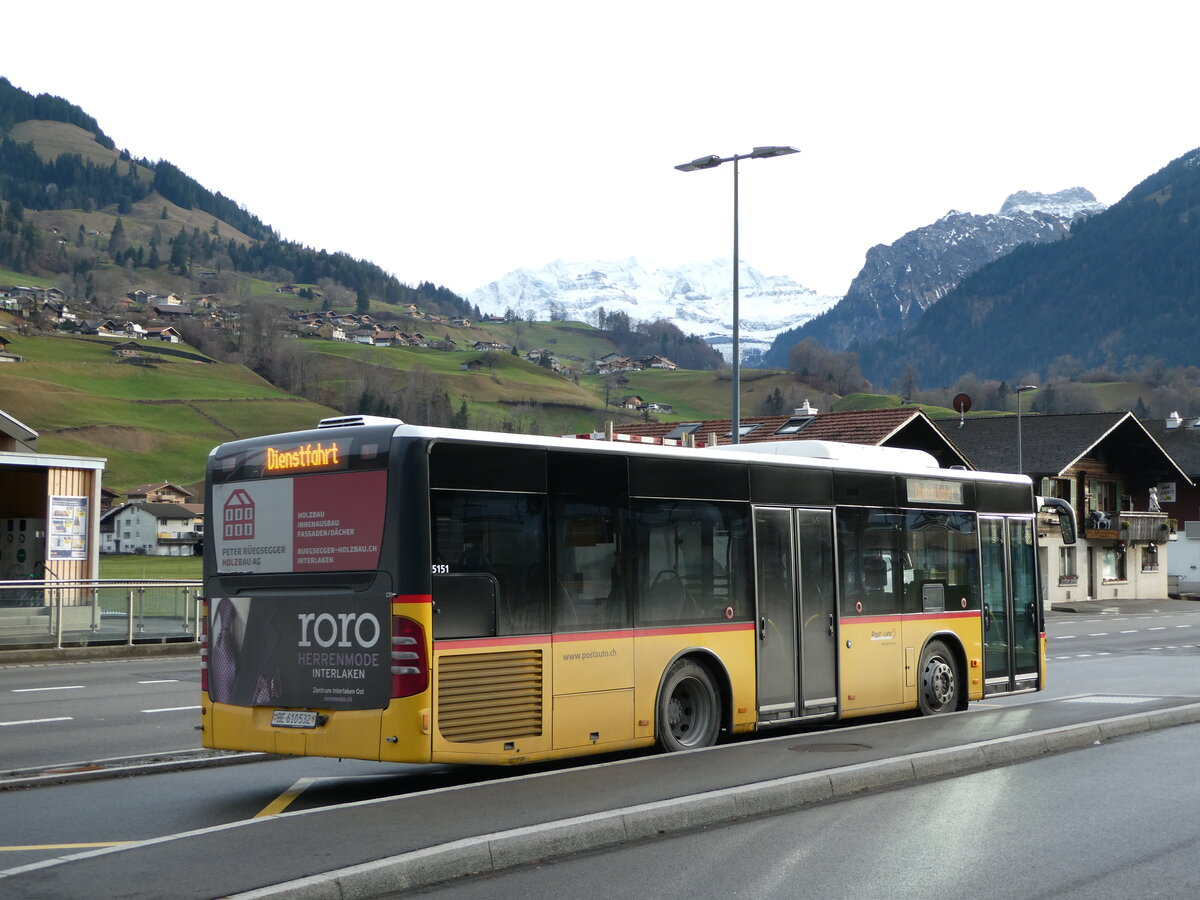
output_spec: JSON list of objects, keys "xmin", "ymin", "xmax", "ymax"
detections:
[
  {"xmin": 1015, "ymin": 385, "xmax": 1037, "ymax": 475},
  {"xmin": 675, "ymin": 146, "xmax": 799, "ymax": 444}
]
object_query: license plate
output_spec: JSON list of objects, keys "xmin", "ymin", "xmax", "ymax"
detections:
[{"xmin": 271, "ymin": 709, "xmax": 318, "ymax": 729}]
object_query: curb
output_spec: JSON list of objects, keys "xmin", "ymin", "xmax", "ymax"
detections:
[
  {"xmin": 0, "ymin": 750, "xmax": 268, "ymax": 791},
  {"xmin": 229, "ymin": 700, "xmax": 1200, "ymax": 899},
  {"xmin": 0, "ymin": 643, "xmax": 199, "ymax": 666}
]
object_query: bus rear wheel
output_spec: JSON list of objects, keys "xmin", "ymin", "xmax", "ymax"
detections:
[
  {"xmin": 657, "ymin": 658, "xmax": 721, "ymax": 752},
  {"xmin": 918, "ymin": 640, "xmax": 961, "ymax": 715}
]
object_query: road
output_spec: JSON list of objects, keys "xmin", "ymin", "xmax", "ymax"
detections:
[
  {"xmin": 0, "ymin": 599, "xmax": 1197, "ymax": 897},
  {"xmin": 0, "ymin": 656, "xmax": 202, "ymax": 772},
  {"xmin": 4, "ymin": 601, "xmax": 1196, "ymax": 774},
  {"xmin": 406, "ymin": 721, "xmax": 1200, "ymax": 900}
]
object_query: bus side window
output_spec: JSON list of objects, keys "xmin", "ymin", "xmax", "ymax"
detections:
[
  {"xmin": 553, "ymin": 501, "xmax": 626, "ymax": 631},
  {"xmin": 632, "ymin": 499, "xmax": 750, "ymax": 626},
  {"xmin": 838, "ymin": 508, "xmax": 903, "ymax": 616},
  {"xmin": 431, "ymin": 491, "xmax": 549, "ymax": 637}
]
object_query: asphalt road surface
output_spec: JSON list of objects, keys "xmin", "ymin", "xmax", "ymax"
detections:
[
  {"xmin": 404, "ymin": 721, "xmax": 1200, "ymax": 900},
  {"xmin": 0, "ymin": 599, "xmax": 1197, "ymax": 897}
]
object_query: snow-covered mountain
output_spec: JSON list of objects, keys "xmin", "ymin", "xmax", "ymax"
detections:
[
  {"xmin": 762, "ymin": 187, "xmax": 1107, "ymax": 365},
  {"xmin": 467, "ymin": 258, "xmax": 839, "ymax": 362}
]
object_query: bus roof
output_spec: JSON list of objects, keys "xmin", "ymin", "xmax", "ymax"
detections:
[{"xmin": 221, "ymin": 418, "xmax": 1029, "ymax": 488}]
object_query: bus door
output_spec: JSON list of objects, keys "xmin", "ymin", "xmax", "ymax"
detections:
[
  {"xmin": 980, "ymin": 517, "xmax": 1040, "ymax": 694},
  {"xmin": 753, "ymin": 508, "xmax": 837, "ymax": 721}
]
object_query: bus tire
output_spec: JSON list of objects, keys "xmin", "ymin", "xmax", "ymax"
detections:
[
  {"xmin": 918, "ymin": 640, "xmax": 961, "ymax": 715},
  {"xmin": 656, "ymin": 658, "xmax": 721, "ymax": 751}
]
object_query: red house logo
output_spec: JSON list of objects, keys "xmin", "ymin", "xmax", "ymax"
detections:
[{"xmin": 223, "ymin": 489, "xmax": 256, "ymax": 540}]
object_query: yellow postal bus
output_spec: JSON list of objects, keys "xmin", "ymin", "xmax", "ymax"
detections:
[{"xmin": 199, "ymin": 416, "xmax": 1073, "ymax": 764}]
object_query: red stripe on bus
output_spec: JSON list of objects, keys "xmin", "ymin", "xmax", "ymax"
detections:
[
  {"xmin": 552, "ymin": 622, "xmax": 754, "ymax": 641},
  {"xmin": 841, "ymin": 610, "xmax": 982, "ymax": 625},
  {"xmin": 392, "ymin": 594, "xmax": 433, "ymax": 604},
  {"xmin": 435, "ymin": 634, "xmax": 554, "ymax": 650},
  {"xmin": 553, "ymin": 629, "xmax": 635, "ymax": 642},
  {"xmin": 633, "ymin": 622, "xmax": 756, "ymax": 639},
  {"xmin": 434, "ymin": 622, "xmax": 755, "ymax": 650}
]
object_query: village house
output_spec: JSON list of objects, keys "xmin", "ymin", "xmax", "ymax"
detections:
[
  {"xmin": 99, "ymin": 502, "xmax": 204, "ymax": 556},
  {"xmin": 595, "ymin": 355, "xmax": 643, "ymax": 375},
  {"xmin": 126, "ymin": 482, "xmax": 195, "ymax": 505},
  {"xmin": 41, "ymin": 300, "xmax": 76, "ymax": 323},
  {"xmin": 1139, "ymin": 412, "xmax": 1200, "ymax": 596},
  {"xmin": 144, "ymin": 326, "xmax": 182, "ymax": 343},
  {"xmin": 934, "ymin": 412, "xmax": 1190, "ymax": 606},
  {"xmin": 317, "ymin": 322, "xmax": 349, "ymax": 342},
  {"xmin": 79, "ymin": 319, "xmax": 119, "ymax": 336}
]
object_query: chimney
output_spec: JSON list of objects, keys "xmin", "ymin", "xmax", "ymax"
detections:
[
  {"xmin": 794, "ymin": 399, "xmax": 819, "ymax": 416},
  {"xmin": 1167, "ymin": 411, "xmax": 1183, "ymax": 429}
]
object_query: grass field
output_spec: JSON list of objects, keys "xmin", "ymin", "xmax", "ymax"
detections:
[{"xmin": 99, "ymin": 554, "xmax": 202, "ymax": 580}]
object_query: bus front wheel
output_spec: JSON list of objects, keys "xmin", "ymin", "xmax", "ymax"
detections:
[
  {"xmin": 657, "ymin": 658, "xmax": 721, "ymax": 751},
  {"xmin": 918, "ymin": 640, "xmax": 961, "ymax": 715}
]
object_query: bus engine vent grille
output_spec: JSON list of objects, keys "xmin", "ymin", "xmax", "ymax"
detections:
[{"xmin": 436, "ymin": 650, "xmax": 543, "ymax": 743}]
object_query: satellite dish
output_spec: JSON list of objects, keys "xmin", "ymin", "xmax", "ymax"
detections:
[{"xmin": 953, "ymin": 393, "xmax": 973, "ymax": 414}]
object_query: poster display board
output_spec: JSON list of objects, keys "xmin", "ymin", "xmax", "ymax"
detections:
[
  {"xmin": 48, "ymin": 495, "xmax": 88, "ymax": 561},
  {"xmin": 212, "ymin": 469, "xmax": 387, "ymax": 574}
]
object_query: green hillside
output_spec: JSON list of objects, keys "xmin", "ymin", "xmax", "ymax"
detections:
[{"xmin": 0, "ymin": 331, "xmax": 336, "ymax": 490}]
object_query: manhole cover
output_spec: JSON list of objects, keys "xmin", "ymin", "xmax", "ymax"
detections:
[{"xmin": 789, "ymin": 742, "xmax": 871, "ymax": 753}]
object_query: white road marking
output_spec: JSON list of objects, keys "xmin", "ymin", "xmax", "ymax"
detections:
[
  {"xmin": 142, "ymin": 705, "xmax": 200, "ymax": 714},
  {"xmin": 11, "ymin": 685, "xmax": 84, "ymax": 693},
  {"xmin": 137, "ymin": 680, "xmax": 180, "ymax": 684},
  {"xmin": 0, "ymin": 717, "xmax": 73, "ymax": 727}
]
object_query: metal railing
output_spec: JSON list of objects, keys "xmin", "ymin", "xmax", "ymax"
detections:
[{"xmin": 0, "ymin": 579, "xmax": 202, "ymax": 650}]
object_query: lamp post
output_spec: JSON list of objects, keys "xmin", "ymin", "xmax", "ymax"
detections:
[
  {"xmin": 1015, "ymin": 384, "xmax": 1037, "ymax": 475},
  {"xmin": 675, "ymin": 146, "xmax": 798, "ymax": 444}
]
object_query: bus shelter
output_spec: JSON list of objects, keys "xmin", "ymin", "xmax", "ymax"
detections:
[{"xmin": 0, "ymin": 408, "xmax": 105, "ymax": 642}]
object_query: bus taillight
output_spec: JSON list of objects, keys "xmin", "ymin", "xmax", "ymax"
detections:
[
  {"xmin": 199, "ymin": 599, "xmax": 209, "ymax": 694},
  {"xmin": 391, "ymin": 616, "xmax": 429, "ymax": 698}
]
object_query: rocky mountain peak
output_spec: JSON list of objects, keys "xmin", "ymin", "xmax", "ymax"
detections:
[
  {"xmin": 762, "ymin": 188, "xmax": 1108, "ymax": 365},
  {"xmin": 999, "ymin": 187, "xmax": 1105, "ymax": 218}
]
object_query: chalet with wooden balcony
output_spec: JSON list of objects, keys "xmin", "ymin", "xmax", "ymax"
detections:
[
  {"xmin": 935, "ymin": 412, "xmax": 1190, "ymax": 606},
  {"xmin": 1139, "ymin": 412, "xmax": 1200, "ymax": 596}
]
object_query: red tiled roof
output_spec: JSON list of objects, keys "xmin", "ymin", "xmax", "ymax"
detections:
[
  {"xmin": 607, "ymin": 407, "xmax": 972, "ymax": 468},
  {"xmin": 615, "ymin": 408, "xmax": 923, "ymax": 446}
]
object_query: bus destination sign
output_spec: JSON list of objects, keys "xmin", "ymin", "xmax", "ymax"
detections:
[{"xmin": 265, "ymin": 440, "xmax": 346, "ymax": 474}]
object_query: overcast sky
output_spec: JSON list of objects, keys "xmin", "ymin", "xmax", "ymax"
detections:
[{"xmin": 4, "ymin": 1, "xmax": 1198, "ymax": 298}]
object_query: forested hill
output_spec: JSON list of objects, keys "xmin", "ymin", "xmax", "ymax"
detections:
[
  {"xmin": 855, "ymin": 147, "xmax": 1200, "ymax": 387},
  {"xmin": 0, "ymin": 76, "xmax": 475, "ymax": 316}
]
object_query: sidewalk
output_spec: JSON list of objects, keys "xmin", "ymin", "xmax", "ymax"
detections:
[{"xmin": 1049, "ymin": 596, "xmax": 1200, "ymax": 614}]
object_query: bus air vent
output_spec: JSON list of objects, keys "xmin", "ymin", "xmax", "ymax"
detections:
[
  {"xmin": 436, "ymin": 650, "xmax": 544, "ymax": 743},
  {"xmin": 317, "ymin": 415, "xmax": 404, "ymax": 429}
]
